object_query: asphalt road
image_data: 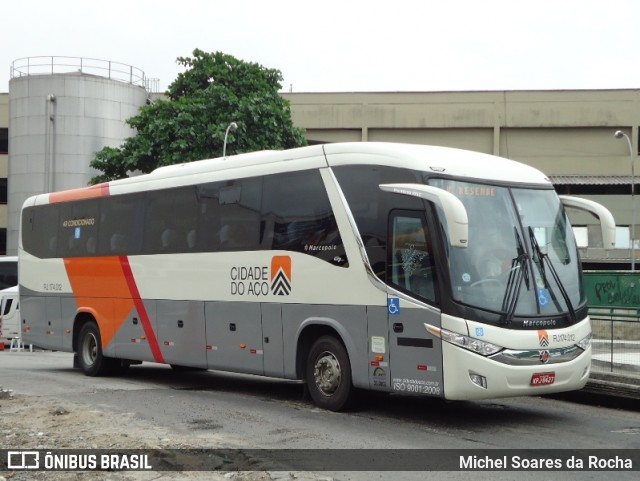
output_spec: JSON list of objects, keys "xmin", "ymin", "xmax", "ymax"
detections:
[{"xmin": 1, "ymin": 350, "xmax": 639, "ymax": 481}]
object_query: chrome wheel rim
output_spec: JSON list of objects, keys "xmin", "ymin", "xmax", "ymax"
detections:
[
  {"xmin": 313, "ymin": 351, "xmax": 342, "ymax": 396},
  {"xmin": 81, "ymin": 332, "xmax": 98, "ymax": 366}
]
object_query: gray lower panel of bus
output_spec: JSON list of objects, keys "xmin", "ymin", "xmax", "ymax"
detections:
[
  {"xmin": 20, "ymin": 292, "xmax": 444, "ymax": 397},
  {"xmin": 371, "ymin": 301, "xmax": 444, "ymax": 398}
]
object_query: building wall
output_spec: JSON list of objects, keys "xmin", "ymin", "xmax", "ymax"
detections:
[{"xmin": 282, "ymin": 90, "xmax": 639, "ymax": 176}]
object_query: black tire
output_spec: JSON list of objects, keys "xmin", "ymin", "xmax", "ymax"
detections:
[
  {"xmin": 110, "ymin": 359, "xmax": 131, "ymax": 375},
  {"xmin": 77, "ymin": 321, "xmax": 114, "ymax": 376},
  {"xmin": 305, "ymin": 335, "xmax": 355, "ymax": 411}
]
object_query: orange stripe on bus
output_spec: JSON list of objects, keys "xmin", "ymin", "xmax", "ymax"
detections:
[
  {"xmin": 50, "ymin": 183, "xmax": 110, "ymax": 204},
  {"xmin": 64, "ymin": 256, "xmax": 135, "ymax": 349}
]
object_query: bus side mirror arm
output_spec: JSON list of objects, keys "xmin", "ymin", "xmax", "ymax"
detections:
[
  {"xmin": 380, "ymin": 183, "xmax": 468, "ymax": 248},
  {"xmin": 559, "ymin": 195, "xmax": 616, "ymax": 250}
]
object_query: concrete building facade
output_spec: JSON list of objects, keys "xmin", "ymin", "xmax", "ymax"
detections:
[{"xmin": 0, "ymin": 84, "xmax": 638, "ymax": 265}]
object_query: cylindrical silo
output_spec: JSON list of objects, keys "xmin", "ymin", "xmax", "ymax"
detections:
[{"xmin": 7, "ymin": 56, "xmax": 150, "ymax": 254}]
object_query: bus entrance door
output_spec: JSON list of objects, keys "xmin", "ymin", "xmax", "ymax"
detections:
[
  {"xmin": 386, "ymin": 210, "xmax": 445, "ymax": 398},
  {"xmin": 387, "ymin": 298, "xmax": 444, "ymax": 398}
]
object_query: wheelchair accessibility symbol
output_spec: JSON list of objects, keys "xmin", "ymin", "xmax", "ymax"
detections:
[
  {"xmin": 537, "ymin": 288, "xmax": 550, "ymax": 307},
  {"xmin": 388, "ymin": 298, "xmax": 400, "ymax": 315}
]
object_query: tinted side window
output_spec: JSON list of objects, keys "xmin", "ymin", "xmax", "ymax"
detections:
[
  {"xmin": 144, "ymin": 186, "xmax": 199, "ymax": 254},
  {"xmin": 333, "ymin": 165, "xmax": 423, "ymax": 279},
  {"xmin": 2, "ymin": 298, "xmax": 13, "ymax": 315},
  {"xmin": 22, "ymin": 170, "xmax": 346, "ymax": 266},
  {"xmin": 263, "ymin": 170, "xmax": 347, "ymax": 267},
  {"xmin": 22, "ymin": 204, "xmax": 60, "ymax": 258},
  {"xmin": 57, "ymin": 199, "xmax": 100, "ymax": 257},
  {"xmin": 197, "ymin": 177, "xmax": 263, "ymax": 252},
  {"xmin": 99, "ymin": 194, "xmax": 145, "ymax": 255}
]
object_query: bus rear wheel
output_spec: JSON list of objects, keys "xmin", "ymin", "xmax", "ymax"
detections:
[
  {"xmin": 77, "ymin": 321, "xmax": 115, "ymax": 376},
  {"xmin": 306, "ymin": 335, "xmax": 354, "ymax": 411}
]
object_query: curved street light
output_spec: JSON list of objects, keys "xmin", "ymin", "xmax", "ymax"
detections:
[
  {"xmin": 614, "ymin": 130, "xmax": 635, "ymax": 271},
  {"xmin": 223, "ymin": 122, "xmax": 238, "ymax": 158}
]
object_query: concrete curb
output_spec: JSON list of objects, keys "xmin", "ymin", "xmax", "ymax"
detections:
[{"xmin": 586, "ymin": 371, "xmax": 640, "ymax": 400}]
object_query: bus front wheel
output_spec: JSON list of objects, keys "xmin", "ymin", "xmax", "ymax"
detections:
[
  {"xmin": 306, "ymin": 335, "xmax": 354, "ymax": 411},
  {"xmin": 77, "ymin": 321, "xmax": 113, "ymax": 376}
]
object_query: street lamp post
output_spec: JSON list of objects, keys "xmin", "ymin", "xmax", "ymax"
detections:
[
  {"xmin": 223, "ymin": 122, "xmax": 238, "ymax": 158},
  {"xmin": 614, "ymin": 130, "xmax": 635, "ymax": 271}
]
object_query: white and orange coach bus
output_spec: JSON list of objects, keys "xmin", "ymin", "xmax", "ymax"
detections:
[{"xmin": 19, "ymin": 142, "xmax": 615, "ymax": 411}]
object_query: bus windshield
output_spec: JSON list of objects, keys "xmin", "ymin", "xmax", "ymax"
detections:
[{"xmin": 429, "ymin": 179, "xmax": 584, "ymax": 319}]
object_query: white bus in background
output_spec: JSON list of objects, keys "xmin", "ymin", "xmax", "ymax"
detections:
[
  {"xmin": 0, "ymin": 285, "xmax": 20, "ymax": 344},
  {"xmin": 0, "ymin": 256, "xmax": 18, "ymax": 345},
  {"xmin": 18, "ymin": 143, "xmax": 615, "ymax": 411}
]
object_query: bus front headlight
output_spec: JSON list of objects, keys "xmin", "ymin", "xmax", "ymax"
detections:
[
  {"xmin": 425, "ymin": 324, "xmax": 503, "ymax": 356},
  {"xmin": 577, "ymin": 333, "xmax": 592, "ymax": 351}
]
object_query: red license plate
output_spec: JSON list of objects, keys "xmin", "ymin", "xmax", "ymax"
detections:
[{"xmin": 531, "ymin": 372, "xmax": 555, "ymax": 386}]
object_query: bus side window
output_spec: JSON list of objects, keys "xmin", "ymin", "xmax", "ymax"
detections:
[
  {"xmin": 197, "ymin": 178, "xmax": 262, "ymax": 253},
  {"xmin": 332, "ymin": 164, "xmax": 424, "ymax": 280},
  {"xmin": 388, "ymin": 210, "xmax": 438, "ymax": 303},
  {"xmin": 3, "ymin": 298, "xmax": 12, "ymax": 315},
  {"xmin": 99, "ymin": 194, "xmax": 145, "ymax": 256},
  {"xmin": 27, "ymin": 207, "xmax": 55, "ymax": 258},
  {"xmin": 263, "ymin": 170, "xmax": 348, "ymax": 267},
  {"xmin": 57, "ymin": 199, "xmax": 100, "ymax": 258},
  {"xmin": 144, "ymin": 186, "xmax": 198, "ymax": 255}
]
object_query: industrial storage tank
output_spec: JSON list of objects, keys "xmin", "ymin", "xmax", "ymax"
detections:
[{"xmin": 7, "ymin": 56, "xmax": 152, "ymax": 254}]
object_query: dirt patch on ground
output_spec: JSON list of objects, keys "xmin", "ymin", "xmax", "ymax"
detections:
[{"xmin": 0, "ymin": 390, "xmax": 329, "ymax": 481}]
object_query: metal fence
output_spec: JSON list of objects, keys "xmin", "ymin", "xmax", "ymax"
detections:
[
  {"xmin": 584, "ymin": 271, "xmax": 640, "ymax": 377},
  {"xmin": 590, "ymin": 314, "xmax": 640, "ymax": 375}
]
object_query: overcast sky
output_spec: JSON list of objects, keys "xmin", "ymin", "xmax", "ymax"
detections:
[{"xmin": 3, "ymin": 0, "xmax": 640, "ymax": 93}]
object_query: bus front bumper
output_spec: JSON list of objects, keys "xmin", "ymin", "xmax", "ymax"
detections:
[{"xmin": 441, "ymin": 342, "xmax": 591, "ymax": 400}]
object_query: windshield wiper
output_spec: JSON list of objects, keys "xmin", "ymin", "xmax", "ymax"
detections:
[
  {"xmin": 528, "ymin": 226, "xmax": 577, "ymax": 323},
  {"xmin": 500, "ymin": 227, "xmax": 530, "ymax": 324},
  {"xmin": 500, "ymin": 253, "xmax": 528, "ymax": 324}
]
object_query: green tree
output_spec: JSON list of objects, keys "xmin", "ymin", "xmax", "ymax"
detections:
[{"xmin": 90, "ymin": 49, "xmax": 306, "ymax": 184}]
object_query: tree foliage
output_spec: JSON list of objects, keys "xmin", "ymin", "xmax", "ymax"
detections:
[{"xmin": 90, "ymin": 49, "xmax": 306, "ymax": 184}]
